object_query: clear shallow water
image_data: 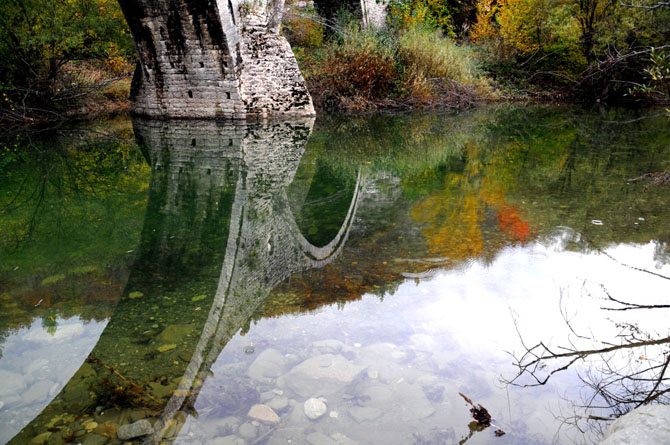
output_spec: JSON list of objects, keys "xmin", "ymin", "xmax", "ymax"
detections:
[{"xmin": 0, "ymin": 106, "xmax": 669, "ymax": 444}]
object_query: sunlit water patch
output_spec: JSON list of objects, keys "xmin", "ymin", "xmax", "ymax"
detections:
[
  {"xmin": 0, "ymin": 318, "xmax": 107, "ymax": 443},
  {"xmin": 181, "ymin": 235, "xmax": 670, "ymax": 445}
]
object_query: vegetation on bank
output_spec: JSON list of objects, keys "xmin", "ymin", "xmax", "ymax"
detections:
[
  {"xmin": 0, "ymin": 0, "xmax": 134, "ymax": 123},
  {"xmin": 285, "ymin": 0, "xmax": 670, "ymax": 109},
  {"xmin": 0, "ymin": 0, "xmax": 668, "ymax": 120}
]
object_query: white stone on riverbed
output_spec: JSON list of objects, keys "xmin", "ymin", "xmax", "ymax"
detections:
[
  {"xmin": 303, "ymin": 398, "xmax": 327, "ymax": 420},
  {"xmin": 600, "ymin": 405, "xmax": 670, "ymax": 445}
]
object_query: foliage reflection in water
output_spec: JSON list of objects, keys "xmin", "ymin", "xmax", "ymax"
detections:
[{"xmin": 0, "ymin": 106, "xmax": 668, "ymax": 445}]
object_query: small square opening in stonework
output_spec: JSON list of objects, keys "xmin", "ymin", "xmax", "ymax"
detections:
[
  {"xmin": 200, "ymin": 61, "xmax": 204, "ymax": 68},
  {"xmin": 226, "ymin": 92, "xmax": 231, "ymax": 99},
  {"xmin": 191, "ymin": 138, "xmax": 196, "ymax": 146},
  {"xmin": 228, "ymin": 139, "xmax": 233, "ymax": 146},
  {"xmin": 187, "ymin": 90, "xmax": 193, "ymax": 98}
]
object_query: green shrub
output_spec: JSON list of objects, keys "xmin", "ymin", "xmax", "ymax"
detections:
[
  {"xmin": 398, "ymin": 27, "xmax": 494, "ymax": 98},
  {"xmin": 283, "ymin": 13, "xmax": 324, "ymax": 48}
]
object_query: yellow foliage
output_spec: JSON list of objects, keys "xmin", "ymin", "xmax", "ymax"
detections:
[{"xmin": 471, "ymin": 0, "xmax": 499, "ymax": 43}]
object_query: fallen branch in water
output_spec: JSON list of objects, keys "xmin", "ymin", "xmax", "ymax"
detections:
[
  {"xmin": 458, "ymin": 392, "xmax": 506, "ymax": 437},
  {"xmin": 628, "ymin": 171, "xmax": 670, "ymax": 191}
]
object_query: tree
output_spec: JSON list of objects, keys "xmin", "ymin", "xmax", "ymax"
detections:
[{"xmin": 0, "ymin": 0, "xmax": 133, "ymax": 119}]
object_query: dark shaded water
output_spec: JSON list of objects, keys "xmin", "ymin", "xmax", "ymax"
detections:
[{"xmin": 0, "ymin": 106, "xmax": 669, "ymax": 444}]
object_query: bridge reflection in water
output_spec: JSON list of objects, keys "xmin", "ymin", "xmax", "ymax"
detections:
[{"xmin": 10, "ymin": 118, "xmax": 363, "ymax": 445}]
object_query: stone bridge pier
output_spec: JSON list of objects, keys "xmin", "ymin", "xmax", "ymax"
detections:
[
  {"xmin": 117, "ymin": 0, "xmax": 315, "ymax": 118},
  {"xmin": 9, "ymin": 119, "xmax": 363, "ymax": 444}
]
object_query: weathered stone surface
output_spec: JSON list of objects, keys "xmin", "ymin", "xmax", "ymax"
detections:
[
  {"xmin": 285, "ymin": 354, "xmax": 366, "ymax": 397},
  {"xmin": 117, "ymin": 0, "xmax": 314, "ymax": 118},
  {"xmin": 600, "ymin": 405, "xmax": 670, "ymax": 445},
  {"xmin": 361, "ymin": 0, "xmax": 387, "ymax": 28},
  {"xmin": 248, "ymin": 404, "xmax": 281, "ymax": 424},
  {"xmin": 248, "ymin": 348, "xmax": 287, "ymax": 380},
  {"xmin": 303, "ymin": 398, "xmax": 327, "ymax": 420},
  {"xmin": 117, "ymin": 419, "xmax": 153, "ymax": 440}
]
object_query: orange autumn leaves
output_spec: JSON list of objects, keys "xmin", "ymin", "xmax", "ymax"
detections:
[
  {"xmin": 412, "ymin": 149, "xmax": 532, "ymax": 261},
  {"xmin": 497, "ymin": 205, "xmax": 530, "ymax": 242}
]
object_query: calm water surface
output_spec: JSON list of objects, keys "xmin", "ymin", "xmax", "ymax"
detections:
[{"xmin": 0, "ymin": 106, "xmax": 669, "ymax": 444}]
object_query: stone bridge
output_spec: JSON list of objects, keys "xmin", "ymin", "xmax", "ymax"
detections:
[
  {"xmin": 117, "ymin": 0, "xmax": 315, "ymax": 118},
  {"xmin": 9, "ymin": 118, "xmax": 364, "ymax": 444}
]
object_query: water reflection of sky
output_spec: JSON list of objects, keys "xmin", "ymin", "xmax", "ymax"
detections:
[
  {"xmin": 2, "ymin": 108, "xmax": 669, "ymax": 444},
  {"xmin": 0, "ymin": 235, "xmax": 668, "ymax": 444},
  {"xmin": 178, "ymin": 234, "xmax": 669, "ymax": 445},
  {"xmin": 0, "ymin": 318, "xmax": 107, "ymax": 443}
]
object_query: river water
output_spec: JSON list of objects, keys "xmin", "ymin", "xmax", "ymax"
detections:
[{"xmin": 0, "ymin": 106, "xmax": 669, "ymax": 444}]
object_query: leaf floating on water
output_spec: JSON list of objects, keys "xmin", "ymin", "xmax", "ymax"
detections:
[
  {"xmin": 191, "ymin": 295, "xmax": 207, "ymax": 302},
  {"xmin": 158, "ymin": 344, "xmax": 176, "ymax": 352},
  {"xmin": 129, "ymin": 291, "xmax": 144, "ymax": 299}
]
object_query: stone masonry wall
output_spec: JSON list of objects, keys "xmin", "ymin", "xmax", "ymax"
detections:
[
  {"xmin": 361, "ymin": 0, "xmax": 388, "ymax": 28},
  {"xmin": 117, "ymin": 0, "xmax": 314, "ymax": 118}
]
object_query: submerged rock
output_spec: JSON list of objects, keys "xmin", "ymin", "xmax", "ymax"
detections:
[
  {"xmin": 238, "ymin": 422, "xmax": 257, "ymax": 439},
  {"xmin": 30, "ymin": 432, "xmax": 52, "ymax": 445},
  {"xmin": 306, "ymin": 432, "xmax": 338, "ymax": 445},
  {"xmin": 348, "ymin": 406, "xmax": 382, "ymax": 423},
  {"xmin": 248, "ymin": 349, "xmax": 287, "ymax": 380},
  {"xmin": 117, "ymin": 419, "xmax": 153, "ymax": 440},
  {"xmin": 284, "ymin": 354, "xmax": 365, "ymax": 397},
  {"xmin": 248, "ymin": 404, "xmax": 281, "ymax": 424},
  {"xmin": 303, "ymin": 398, "xmax": 327, "ymax": 420},
  {"xmin": 268, "ymin": 396, "xmax": 289, "ymax": 412},
  {"xmin": 312, "ymin": 340, "xmax": 344, "ymax": 354},
  {"xmin": 600, "ymin": 405, "xmax": 670, "ymax": 445},
  {"xmin": 82, "ymin": 434, "xmax": 107, "ymax": 445},
  {"xmin": 206, "ymin": 435, "xmax": 246, "ymax": 445}
]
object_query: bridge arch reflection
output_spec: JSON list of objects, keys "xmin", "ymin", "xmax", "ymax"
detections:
[{"xmin": 10, "ymin": 118, "xmax": 363, "ymax": 445}]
